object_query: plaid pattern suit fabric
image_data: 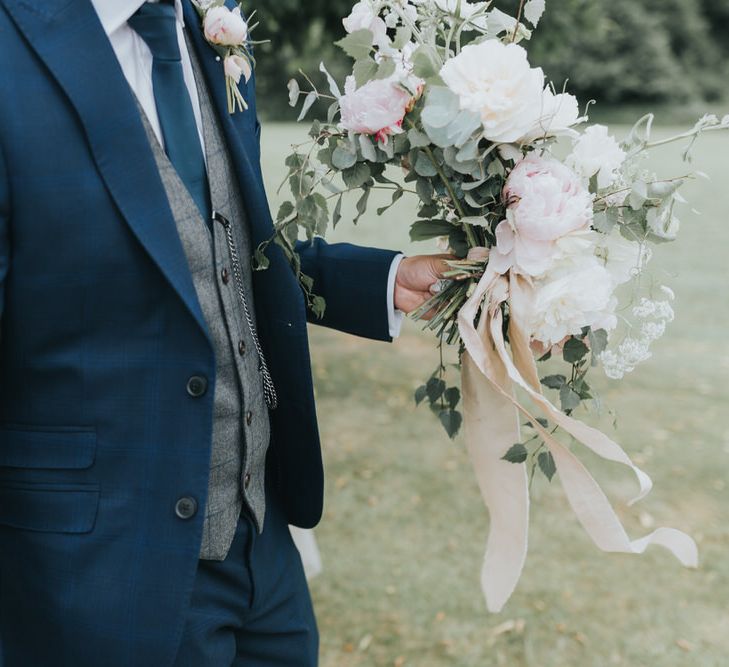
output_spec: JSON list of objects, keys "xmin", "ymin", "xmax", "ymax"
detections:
[{"xmin": 0, "ymin": 0, "xmax": 399, "ymax": 664}]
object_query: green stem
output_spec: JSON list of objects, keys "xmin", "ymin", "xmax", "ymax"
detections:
[{"xmin": 406, "ymin": 120, "xmax": 480, "ymax": 249}]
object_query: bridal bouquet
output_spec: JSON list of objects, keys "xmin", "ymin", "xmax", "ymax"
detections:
[{"xmin": 263, "ymin": 0, "xmax": 729, "ymax": 611}]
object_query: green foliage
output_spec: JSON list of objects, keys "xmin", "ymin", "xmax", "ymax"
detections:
[{"xmin": 253, "ymin": 1, "xmax": 729, "ymax": 120}]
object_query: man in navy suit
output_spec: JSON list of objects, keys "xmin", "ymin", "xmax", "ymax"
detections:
[{"xmin": 0, "ymin": 0, "xmax": 447, "ymax": 664}]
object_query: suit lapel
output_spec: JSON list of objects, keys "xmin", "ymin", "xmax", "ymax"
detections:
[
  {"xmin": 3, "ymin": 0, "xmax": 209, "ymax": 338},
  {"xmin": 182, "ymin": 0, "xmax": 274, "ymax": 247}
]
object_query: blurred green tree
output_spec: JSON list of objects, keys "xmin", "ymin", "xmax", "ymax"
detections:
[{"xmin": 251, "ymin": 0, "xmax": 729, "ymax": 119}]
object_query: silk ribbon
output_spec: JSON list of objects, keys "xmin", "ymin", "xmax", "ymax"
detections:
[{"xmin": 457, "ymin": 267, "xmax": 698, "ymax": 613}]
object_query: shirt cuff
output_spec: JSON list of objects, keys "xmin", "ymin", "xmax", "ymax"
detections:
[{"xmin": 387, "ymin": 254, "xmax": 406, "ymax": 339}]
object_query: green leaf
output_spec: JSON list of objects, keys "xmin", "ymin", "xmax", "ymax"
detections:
[
  {"xmin": 377, "ymin": 188, "xmax": 404, "ymax": 216},
  {"xmin": 335, "ymin": 29, "xmax": 374, "ymax": 60},
  {"xmin": 353, "ymin": 187, "xmax": 371, "ymax": 224},
  {"xmin": 409, "ymin": 219, "xmax": 454, "ymax": 241},
  {"xmin": 588, "ymin": 329, "xmax": 609, "ymax": 357},
  {"xmin": 559, "ymin": 384, "xmax": 582, "ymax": 412},
  {"xmin": 416, "ymin": 178, "xmax": 434, "ymax": 204},
  {"xmin": 593, "ymin": 208, "xmax": 619, "ymax": 234},
  {"xmin": 375, "ymin": 58, "xmax": 396, "ymax": 80},
  {"xmin": 426, "ymin": 377, "xmax": 446, "ymax": 403},
  {"xmin": 439, "ymin": 409, "xmax": 462, "ymax": 439},
  {"xmin": 563, "ymin": 337, "xmax": 590, "ymax": 363},
  {"xmin": 353, "ymin": 58, "xmax": 378, "ymax": 87},
  {"xmin": 411, "ymin": 45, "xmax": 441, "ymax": 79},
  {"xmin": 297, "ymin": 91, "xmax": 317, "ymax": 122},
  {"xmin": 538, "ymin": 451, "xmax": 557, "ymax": 482},
  {"xmin": 277, "ymin": 200, "xmax": 295, "ymax": 222},
  {"xmin": 413, "ymin": 151, "xmax": 438, "ymax": 178},
  {"xmin": 332, "ymin": 194, "xmax": 343, "ymax": 228},
  {"xmin": 310, "ymin": 295, "xmax": 326, "ymax": 319},
  {"xmin": 444, "ymin": 386, "xmax": 460, "ymax": 409},
  {"xmin": 541, "ymin": 375, "xmax": 567, "ymax": 390},
  {"xmin": 342, "ymin": 162, "xmax": 371, "ymax": 189},
  {"xmin": 414, "ymin": 385, "xmax": 428, "ymax": 406},
  {"xmin": 392, "ymin": 26, "xmax": 411, "ymax": 50},
  {"xmin": 253, "ymin": 247, "xmax": 269, "ymax": 271},
  {"xmin": 332, "ymin": 145, "xmax": 357, "ymax": 169},
  {"xmin": 408, "ymin": 128, "xmax": 430, "ymax": 148},
  {"xmin": 502, "ymin": 443, "xmax": 528, "ymax": 464}
]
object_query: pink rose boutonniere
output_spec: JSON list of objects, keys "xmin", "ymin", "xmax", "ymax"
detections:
[{"xmin": 192, "ymin": 1, "xmax": 262, "ymax": 114}]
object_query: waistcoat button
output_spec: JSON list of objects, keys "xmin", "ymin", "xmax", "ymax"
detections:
[
  {"xmin": 221, "ymin": 267, "xmax": 230, "ymax": 284},
  {"xmin": 245, "ymin": 410, "xmax": 253, "ymax": 426},
  {"xmin": 238, "ymin": 340, "xmax": 246, "ymax": 356}
]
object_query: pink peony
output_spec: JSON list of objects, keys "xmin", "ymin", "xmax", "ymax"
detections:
[
  {"xmin": 490, "ymin": 154, "xmax": 594, "ymax": 276},
  {"xmin": 339, "ymin": 76, "xmax": 411, "ymax": 144},
  {"xmin": 204, "ymin": 6, "xmax": 248, "ymax": 46}
]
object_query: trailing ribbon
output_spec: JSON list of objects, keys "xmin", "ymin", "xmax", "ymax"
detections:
[{"xmin": 457, "ymin": 266, "xmax": 698, "ymax": 613}]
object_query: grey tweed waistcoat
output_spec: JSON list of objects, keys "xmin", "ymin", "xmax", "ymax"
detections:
[{"xmin": 137, "ymin": 41, "xmax": 271, "ymax": 561}]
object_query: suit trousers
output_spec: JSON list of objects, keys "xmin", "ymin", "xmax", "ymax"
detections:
[{"xmin": 172, "ymin": 489, "xmax": 318, "ymax": 667}]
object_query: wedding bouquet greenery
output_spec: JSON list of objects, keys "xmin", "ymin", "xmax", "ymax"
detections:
[{"xmin": 261, "ymin": 0, "xmax": 726, "ymax": 611}]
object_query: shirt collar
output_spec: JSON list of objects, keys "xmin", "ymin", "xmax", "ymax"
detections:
[{"xmin": 90, "ymin": 0, "xmax": 185, "ymax": 37}]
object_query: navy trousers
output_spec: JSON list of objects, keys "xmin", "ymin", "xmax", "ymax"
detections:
[{"xmin": 173, "ymin": 492, "xmax": 318, "ymax": 666}]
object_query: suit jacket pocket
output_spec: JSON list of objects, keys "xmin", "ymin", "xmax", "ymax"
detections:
[
  {"xmin": 0, "ymin": 481, "xmax": 100, "ymax": 533},
  {"xmin": 0, "ymin": 425, "xmax": 97, "ymax": 469}
]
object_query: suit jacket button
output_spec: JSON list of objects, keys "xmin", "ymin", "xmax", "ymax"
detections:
[
  {"xmin": 186, "ymin": 375, "xmax": 208, "ymax": 397},
  {"xmin": 175, "ymin": 496, "xmax": 198, "ymax": 520}
]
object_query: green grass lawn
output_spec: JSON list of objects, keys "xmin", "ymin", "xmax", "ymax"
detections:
[{"xmin": 260, "ymin": 122, "xmax": 729, "ymax": 666}]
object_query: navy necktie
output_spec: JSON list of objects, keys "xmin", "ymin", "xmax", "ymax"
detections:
[{"xmin": 129, "ymin": 2, "xmax": 212, "ymax": 224}]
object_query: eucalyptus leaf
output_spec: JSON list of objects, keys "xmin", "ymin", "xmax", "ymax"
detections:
[
  {"xmin": 541, "ymin": 375, "xmax": 567, "ymax": 390},
  {"xmin": 318, "ymin": 62, "xmax": 341, "ymax": 98},
  {"xmin": 332, "ymin": 145, "xmax": 358, "ymax": 170},
  {"xmin": 502, "ymin": 443, "xmax": 528, "ymax": 464},
  {"xmin": 409, "ymin": 220, "xmax": 454, "ymax": 241},
  {"xmin": 414, "ymin": 385, "xmax": 428, "ymax": 406},
  {"xmin": 426, "ymin": 377, "xmax": 446, "ymax": 402},
  {"xmin": 439, "ymin": 409, "xmax": 462, "ymax": 439},
  {"xmin": 342, "ymin": 162, "xmax": 371, "ymax": 189},
  {"xmin": 297, "ymin": 91, "xmax": 317, "ymax": 122},
  {"xmin": 563, "ymin": 337, "xmax": 590, "ymax": 363},
  {"xmin": 335, "ymin": 29, "xmax": 374, "ymax": 60},
  {"xmin": 353, "ymin": 58, "xmax": 378, "ymax": 87},
  {"xmin": 538, "ymin": 451, "xmax": 557, "ymax": 481},
  {"xmin": 358, "ymin": 134, "xmax": 378, "ymax": 162},
  {"xmin": 559, "ymin": 384, "xmax": 582, "ymax": 412}
]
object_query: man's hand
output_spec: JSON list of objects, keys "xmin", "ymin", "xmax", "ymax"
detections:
[{"xmin": 394, "ymin": 254, "xmax": 452, "ymax": 318}]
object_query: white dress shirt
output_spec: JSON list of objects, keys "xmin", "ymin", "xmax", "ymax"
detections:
[{"xmin": 90, "ymin": 0, "xmax": 404, "ymax": 337}]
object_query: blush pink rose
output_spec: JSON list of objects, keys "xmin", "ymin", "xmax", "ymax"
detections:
[
  {"xmin": 204, "ymin": 6, "xmax": 248, "ymax": 46},
  {"xmin": 339, "ymin": 76, "xmax": 411, "ymax": 144},
  {"xmin": 490, "ymin": 154, "xmax": 593, "ymax": 276}
]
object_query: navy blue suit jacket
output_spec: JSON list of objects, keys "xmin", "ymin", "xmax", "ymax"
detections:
[{"xmin": 0, "ymin": 0, "xmax": 398, "ymax": 663}]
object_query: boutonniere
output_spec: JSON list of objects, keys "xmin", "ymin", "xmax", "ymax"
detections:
[{"xmin": 192, "ymin": 1, "xmax": 260, "ymax": 114}]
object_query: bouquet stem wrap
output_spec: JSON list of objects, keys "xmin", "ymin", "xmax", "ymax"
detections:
[{"xmin": 458, "ymin": 268, "xmax": 699, "ymax": 613}]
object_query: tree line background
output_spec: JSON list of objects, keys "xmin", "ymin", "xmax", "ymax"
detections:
[{"xmin": 252, "ymin": 0, "xmax": 729, "ymax": 120}]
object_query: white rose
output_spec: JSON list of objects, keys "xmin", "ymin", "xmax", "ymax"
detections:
[
  {"xmin": 567, "ymin": 125, "xmax": 626, "ymax": 189},
  {"xmin": 527, "ymin": 255, "xmax": 618, "ymax": 348},
  {"xmin": 203, "ymin": 6, "xmax": 248, "ymax": 46},
  {"xmin": 439, "ymin": 40, "xmax": 544, "ymax": 144},
  {"xmin": 343, "ymin": 1, "xmax": 388, "ymax": 47},
  {"xmin": 223, "ymin": 54, "xmax": 252, "ymax": 84},
  {"xmin": 646, "ymin": 205, "xmax": 680, "ymax": 240},
  {"xmin": 520, "ymin": 88, "xmax": 580, "ymax": 143}
]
